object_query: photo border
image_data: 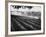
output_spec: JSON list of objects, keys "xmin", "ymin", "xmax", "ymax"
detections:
[{"xmin": 5, "ymin": 1, "xmax": 45, "ymax": 36}]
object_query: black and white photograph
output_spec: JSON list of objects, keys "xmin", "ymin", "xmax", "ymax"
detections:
[
  {"xmin": 11, "ymin": 5, "xmax": 41, "ymax": 31},
  {"xmin": 8, "ymin": 2, "xmax": 44, "ymax": 35}
]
